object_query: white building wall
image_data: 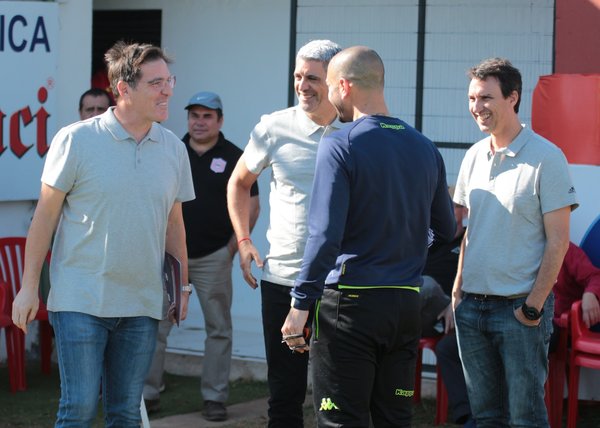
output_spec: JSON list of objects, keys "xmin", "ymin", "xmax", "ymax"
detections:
[
  {"xmin": 297, "ymin": 0, "xmax": 554, "ymax": 185},
  {"xmin": 423, "ymin": 0, "xmax": 554, "ymax": 183},
  {"xmin": 297, "ymin": 0, "xmax": 420, "ymax": 124}
]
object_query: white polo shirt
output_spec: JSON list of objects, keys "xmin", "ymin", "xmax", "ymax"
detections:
[
  {"xmin": 244, "ymin": 106, "xmax": 341, "ymax": 286},
  {"xmin": 454, "ymin": 126, "xmax": 578, "ymax": 296},
  {"xmin": 43, "ymin": 108, "xmax": 195, "ymax": 319}
]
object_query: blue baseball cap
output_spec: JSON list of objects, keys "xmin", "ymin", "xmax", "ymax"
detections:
[{"xmin": 185, "ymin": 91, "xmax": 223, "ymax": 111}]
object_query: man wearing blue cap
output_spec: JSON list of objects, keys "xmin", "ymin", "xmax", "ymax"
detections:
[{"xmin": 143, "ymin": 91, "xmax": 260, "ymax": 421}]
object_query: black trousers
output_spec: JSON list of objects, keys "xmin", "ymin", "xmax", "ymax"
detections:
[
  {"xmin": 312, "ymin": 287, "xmax": 421, "ymax": 428},
  {"xmin": 261, "ymin": 280, "xmax": 312, "ymax": 428}
]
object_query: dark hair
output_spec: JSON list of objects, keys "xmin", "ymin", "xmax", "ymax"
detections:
[
  {"xmin": 468, "ymin": 57, "xmax": 522, "ymax": 113},
  {"xmin": 78, "ymin": 88, "xmax": 112, "ymax": 111},
  {"xmin": 104, "ymin": 41, "xmax": 172, "ymax": 98}
]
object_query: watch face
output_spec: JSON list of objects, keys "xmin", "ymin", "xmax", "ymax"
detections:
[{"xmin": 522, "ymin": 303, "xmax": 541, "ymax": 320}]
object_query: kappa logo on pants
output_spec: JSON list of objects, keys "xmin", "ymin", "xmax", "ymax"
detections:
[{"xmin": 319, "ymin": 397, "xmax": 340, "ymax": 411}]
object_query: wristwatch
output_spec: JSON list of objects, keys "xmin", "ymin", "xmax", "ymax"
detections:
[
  {"xmin": 521, "ymin": 302, "xmax": 543, "ymax": 320},
  {"xmin": 182, "ymin": 283, "xmax": 193, "ymax": 295}
]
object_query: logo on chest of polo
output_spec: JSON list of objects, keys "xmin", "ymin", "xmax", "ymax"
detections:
[{"xmin": 210, "ymin": 157, "xmax": 226, "ymax": 173}]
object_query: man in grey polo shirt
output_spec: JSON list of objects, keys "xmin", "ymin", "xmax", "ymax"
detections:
[
  {"xmin": 12, "ymin": 41, "xmax": 194, "ymax": 427},
  {"xmin": 227, "ymin": 39, "xmax": 342, "ymax": 427},
  {"xmin": 452, "ymin": 57, "xmax": 578, "ymax": 427}
]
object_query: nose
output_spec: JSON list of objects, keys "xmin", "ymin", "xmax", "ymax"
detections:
[
  {"xmin": 298, "ymin": 76, "xmax": 310, "ymax": 91},
  {"xmin": 471, "ymin": 98, "xmax": 483, "ymax": 113}
]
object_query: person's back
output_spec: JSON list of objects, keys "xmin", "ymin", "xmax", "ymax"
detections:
[{"xmin": 304, "ymin": 115, "xmax": 451, "ymax": 288}]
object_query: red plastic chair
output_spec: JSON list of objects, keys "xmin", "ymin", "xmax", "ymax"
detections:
[
  {"xmin": 0, "ymin": 237, "xmax": 53, "ymax": 379},
  {"xmin": 566, "ymin": 300, "xmax": 600, "ymax": 428},
  {"xmin": 0, "ymin": 279, "xmax": 27, "ymax": 392},
  {"xmin": 414, "ymin": 336, "xmax": 449, "ymax": 425}
]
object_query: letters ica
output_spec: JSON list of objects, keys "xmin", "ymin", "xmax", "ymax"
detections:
[{"xmin": 0, "ymin": 14, "xmax": 51, "ymax": 52}]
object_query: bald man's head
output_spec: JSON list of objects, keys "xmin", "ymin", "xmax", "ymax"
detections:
[{"xmin": 329, "ymin": 46, "xmax": 385, "ymax": 90}]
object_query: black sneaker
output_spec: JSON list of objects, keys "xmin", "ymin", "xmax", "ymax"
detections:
[
  {"xmin": 144, "ymin": 398, "xmax": 161, "ymax": 414},
  {"xmin": 202, "ymin": 400, "xmax": 227, "ymax": 421}
]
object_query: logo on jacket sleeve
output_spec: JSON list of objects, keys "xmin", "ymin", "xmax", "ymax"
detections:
[{"xmin": 210, "ymin": 158, "xmax": 226, "ymax": 173}]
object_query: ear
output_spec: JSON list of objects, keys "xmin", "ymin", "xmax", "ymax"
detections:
[
  {"xmin": 339, "ymin": 77, "xmax": 352, "ymax": 98},
  {"xmin": 508, "ymin": 90, "xmax": 519, "ymax": 107},
  {"xmin": 116, "ymin": 80, "xmax": 129, "ymax": 98}
]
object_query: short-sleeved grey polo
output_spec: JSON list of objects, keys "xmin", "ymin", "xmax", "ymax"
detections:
[
  {"xmin": 43, "ymin": 108, "xmax": 195, "ymax": 319},
  {"xmin": 454, "ymin": 126, "xmax": 578, "ymax": 296},
  {"xmin": 243, "ymin": 106, "xmax": 341, "ymax": 286}
]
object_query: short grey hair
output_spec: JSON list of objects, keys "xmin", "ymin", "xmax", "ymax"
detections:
[{"xmin": 296, "ymin": 39, "xmax": 342, "ymax": 66}]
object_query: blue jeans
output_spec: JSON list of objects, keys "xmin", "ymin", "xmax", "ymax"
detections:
[
  {"xmin": 49, "ymin": 311, "xmax": 158, "ymax": 428},
  {"xmin": 455, "ymin": 294, "xmax": 553, "ymax": 428}
]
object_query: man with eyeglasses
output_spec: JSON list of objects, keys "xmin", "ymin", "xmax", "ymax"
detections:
[
  {"xmin": 12, "ymin": 41, "xmax": 194, "ymax": 427},
  {"xmin": 143, "ymin": 92, "xmax": 260, "ymax": 421}
]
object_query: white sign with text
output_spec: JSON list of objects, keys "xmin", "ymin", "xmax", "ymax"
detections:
[{"xmin": 0, "ymin": 1, "xmax": 58, "ymax": 201}]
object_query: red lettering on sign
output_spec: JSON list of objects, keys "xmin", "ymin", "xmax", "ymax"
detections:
[{"xmin": 0, "ymin": 85, "xmax": 51, "ymax": 158}]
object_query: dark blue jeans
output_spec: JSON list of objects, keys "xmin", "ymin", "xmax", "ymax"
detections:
[
  {"xmin": 455, "ymin": 294, "xmax": 554, "ymax": 427},
  {"xmin": 50, "ymin": 311, "xmax": 158, "ymax": 428},
  {"xmin": 261, "ymin": 281, "xmax": 311, "ymax": 428}
]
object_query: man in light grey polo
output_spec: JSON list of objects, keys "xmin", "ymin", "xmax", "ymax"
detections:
[
  {"xmin": 452, "ymin": 57, "xmax": 578, "ymax": 427},
  {"xmin": 12, "ymin": 41, "xmax": 194, "ymax": 426},
  {"xmin": 227, "ymin": 39, "xmax": 342, "ymax": 428}
]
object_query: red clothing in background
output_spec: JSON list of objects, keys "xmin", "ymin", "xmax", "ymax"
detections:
[{"xmin": 553, "ymin": 242, "xmax": 600, "ymax": 323}]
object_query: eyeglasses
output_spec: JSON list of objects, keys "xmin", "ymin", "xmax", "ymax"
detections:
[{"xmin": 145, "ymin": 75, "xmax": 176, "ymax": 91}]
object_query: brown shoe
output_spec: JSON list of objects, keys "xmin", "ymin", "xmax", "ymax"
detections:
[{"xmin": 202, "ymin": 400, "xmax": 227, "ymax": 421}]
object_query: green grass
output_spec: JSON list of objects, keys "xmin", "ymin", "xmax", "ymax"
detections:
[
  {"xmin": 0, "ymin": 365, "xmax": 268, "ymax": 427},
  {"xmin": 2, "ymin": 364, "xmax": 600, "ymax": 427}
]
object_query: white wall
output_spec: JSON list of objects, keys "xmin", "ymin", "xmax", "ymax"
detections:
[
  {"xmin": 297, "ymin": 0, "xmax": 555, "ymax": 185},
  {"xmin": 297, "ymin": 0, "xmax": 420, "ymax": 124},
  {"xmin": 93, "ymin": 0, "xmax": 291, "ymax": 151},
  {"xmin": 56, "ymin": 0, "xmax": 94, "ymax": 127}
]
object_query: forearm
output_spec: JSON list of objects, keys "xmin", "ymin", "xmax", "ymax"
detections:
[
  {"xmin": 248, "ymin": 195, "xmax": 260, "ymax": 232},
  {"xmin": 527, "ymin": 207, "xmax": 571, "ymax": 310},
  {"xmin": 228, "ymin": 187, "xmax": 251, "ymax": 240},
  {"xmin": 22, "ymin": 184, "xmax": 65, "ymax": 290},
  {"xmin": 527, "ymin": 238, "xmax": 569, "ymax": 310},
  {"xmin": 22, "ymin": 215, "xmax": 56, "ymax": 291},
  {"xmin": 451, "ymin": 228, "xmax": 467, "ymax": 303},
  {"xmin": 227, "ymin": 193, "xmax": 260, "ymax": 255}
]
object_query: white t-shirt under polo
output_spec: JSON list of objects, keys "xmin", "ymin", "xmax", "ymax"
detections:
[
  {"xmin": 454, "ymin": 126, "xmax": 578, "ymax": 296},
  {"xmin": 244, "ymin": 106, "xmax": 341, "ymax": 286},
  {"xmin": 43, "ymin": 108, "xmax": 195, "ymax": 319}
]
